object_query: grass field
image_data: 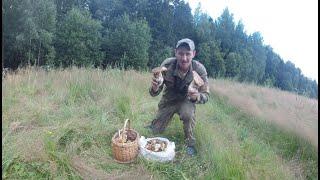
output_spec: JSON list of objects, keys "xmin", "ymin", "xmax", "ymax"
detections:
[
  {"xmin": 212, "ymin": 79, "xmax": 318, "ymax": 148},
  {"xmin": 2, "ymin": 67, "xmax": 318, "ymax": 179}
]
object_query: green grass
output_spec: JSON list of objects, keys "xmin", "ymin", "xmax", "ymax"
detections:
[
  {"xmin": 200, "ymin": 94, "xmax": 318, "ymax": 179},
  {"xmin": 2, "ymin": 67, "xmax": 318, "ymax": 179}
]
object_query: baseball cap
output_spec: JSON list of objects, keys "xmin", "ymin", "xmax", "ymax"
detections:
[{"xmin": 176, "ymin": 38, "xmax": 195, "ymax": 51}]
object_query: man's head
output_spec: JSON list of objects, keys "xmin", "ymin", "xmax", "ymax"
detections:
[{"xmin": 175, "ymin": 38, "xmax": 196, "ymax": 72}]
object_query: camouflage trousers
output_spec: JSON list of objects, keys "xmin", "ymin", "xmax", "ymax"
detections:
[{"xmin": 151, "ymin": 98, "xmax": 196, "ymax": 146}]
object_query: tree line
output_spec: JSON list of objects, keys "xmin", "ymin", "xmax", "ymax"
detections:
[{"xmin": 3, "ymin": 0, "xmax": 318, "ymax": 99}]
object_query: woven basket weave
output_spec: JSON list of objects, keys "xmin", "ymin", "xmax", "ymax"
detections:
[{"xmin": 111, "ymin": 119, "xmax": 139, "ymax": 163}]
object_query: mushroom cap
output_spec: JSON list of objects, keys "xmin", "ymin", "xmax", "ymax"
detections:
[
  {"xmin": 152, "ymin": 66, "xmax": 168, "ymax": 73},
  {"xmin": 192, "ymin": 71, "xmax": 204, "ymax": 86}
]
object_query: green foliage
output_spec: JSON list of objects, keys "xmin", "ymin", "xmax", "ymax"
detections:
[
  {"xmin": 225, "ymin": 52, "xmax": 241, "ymax": 78},
  {"xmin": 55, "ymin": 0, "xmax": 88, "ymax": 22},
  {"xmin": 172, "ymin": 0, "xmax": 195, "ymax": 41},
  {"xmin": 197, "ymin": 41, "xmax": 225, "ymax": 78},
  {"xmin": 138, "ymin": 0, "xmax": 175, "ymax": 46},
  {"xmin": 43, "ymin": 132, "xmax": 82, "ymax": 179},
  {"xmin": 194, "ymin": 3, "xmax": 215, "ymax": 43},
  {"xmin": 237, "ymin": 49, "xmax": 253, "ymax": 82},
  {"xmin": 58, "ymin": 129, "xmax": 76, "ymax": 150},
  {"xmin": 115, "ymin": 95, "xmax": 132, "ymax": 119},
  {"xmin": 262, "ymin": 46, "xmax": 281, "ymax": 86},
  {"xmin": 3, "ymin": 0, "xmax": 56, "ymax": 68},
  {"xmin": 55, "ymin": 8, "xmax": 103, "ymax": 67},
  {"xmin": 215, "ymin": 8, "xmax": 236, "ymax": 54},
  {"xmin": 148, "ymin": 42, "xmax": 173, "ymax": 68},
  {"xmin": 247, "ymin": 32, "xmax": 267, "ymax": 83},
  {"xmin": 103, "ymin": 14, "xmax": 152, "ymax": 70},
  {"xmin": 2, "ymin": 0, "xmax": 317, "ymax": 98},
  {"xmin": 2, "ymin": 157, "xmax": 52, "ymax": 179}
]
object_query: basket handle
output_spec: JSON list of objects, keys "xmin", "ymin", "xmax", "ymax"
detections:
[
  {"xmin": 118, "ymin": 119, "xmax": 130, "ymax": 143},
  {"xmin": 122, "ymin": 119, "xmax": 130, "ymax": 132}
]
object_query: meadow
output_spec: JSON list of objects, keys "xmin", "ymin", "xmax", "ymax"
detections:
[{"xmin": 2, "ymin": 67, "xmax": 318, "ymax": 179}]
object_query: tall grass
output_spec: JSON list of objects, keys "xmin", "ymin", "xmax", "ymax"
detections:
[
  {"xmin": 197, "ymin": 94, "xmax": 317, "ymax": 179},
  {"xmin": 2, "ymin": 67, "xmax": 318, "ymax": 179},
  {"xmin": 211, "ymin": 79, "xmax": 318, "ymax": 148}
]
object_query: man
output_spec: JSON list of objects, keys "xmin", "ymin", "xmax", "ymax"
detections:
[{"xmin": 147, "ymin": 38, "xmax": 210, "ymax": 156}]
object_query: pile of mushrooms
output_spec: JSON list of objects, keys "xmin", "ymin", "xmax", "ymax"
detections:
[
  {"xmin": 145, "ymin": 139, "xmax": 167, "ymax": 152},
  {"xmin": 117, "ymin": 129, "xmax": 136, "ymax": 143}
]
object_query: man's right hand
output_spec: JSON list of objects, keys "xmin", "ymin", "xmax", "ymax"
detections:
[
  {"xmin": 151, "ymin": 77, "xmax": 160, "ymax": 92},
  {"xmin": 188, "ymin": 87, "xmax": 200, "ymax": 102}
]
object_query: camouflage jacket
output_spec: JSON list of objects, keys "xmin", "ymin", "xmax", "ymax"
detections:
[{"xmin": 149, "ymin": 57, "xmax": 210, "ymax": 104}]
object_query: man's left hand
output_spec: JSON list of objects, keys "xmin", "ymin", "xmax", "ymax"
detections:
[{"xmin": 188, "ymin": 88, "xmax": 200, "ymax": 101}]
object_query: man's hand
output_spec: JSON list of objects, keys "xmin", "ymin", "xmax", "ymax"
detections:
[
  {"xmin": 151, "ymin": 77, "xmax": 162, "ymax": 92},
  {"xmin": 188, "ymin": 87, "xmax": 200, "ymax": 102}
]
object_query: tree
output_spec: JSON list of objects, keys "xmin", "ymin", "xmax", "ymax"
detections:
[
  {"xmin": 3, "ymin": 0, "xmax": 56, "ymax": 68},
  {"xmin": 148, "ymin": 41, "xmax": 173, "ymax": 68},
  {"xmin": 134, "ymin": 0, "xmax": 177, "ymax": 68},
  {"xmin": 247, "ymin": 32, "xmax": 267, "ymax": 83},
  {"xmin": 103, "ymin": 14, "xmax": 151, "ymax": 69},
  {"xmin": 197, "ymin": 41, "xmax": 225, "ymax": 78},
  {"xmin": 262, "ymin": 46, "xmax": 281, "ymax": 86},
  {"xmin": 172, "ymin": 0, "xmax": 195, "ymax": 42},
  {"xmin": 55, "ymin": 0, "xmax": 89, "ymax": 22},
  {"xmin": 276, "ymin": 61, "xmax": 293, "ymax": 91},
  {"xmin": 55, "ymin": 8, "xmax": 103, "ymax": 67},
  {"xmin": 233, "ymin": 20, "xmax": 247, "ymax": 53},
  {"xmin": 3, "ymin": 0, "xmax": 317, "ymax": 99},
  {"xmin": 215, "ymin": 8, "xmax": 236, "ymax": 55},
  {"xmin": 237, "ymin": 49, "xmax": 253, "ymax": 82},
  {"xmin": 197, "ymin": 42, "xmax": 212, "ymax": 75},
  {"xmin": 3, "ymin": 0, "xmax": 29, "ymax": 68},
  {"xmin": 193, "ymin": 3, "xmax": 215, "ymax": 44},
  {"xmin": 225, "ymin": 52, "xmax": 241, "ymax": 78}
]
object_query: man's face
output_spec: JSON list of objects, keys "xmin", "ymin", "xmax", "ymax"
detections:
[{"xmin": 175, "ymin": 47, "xmax": 196, "ymax": 72}]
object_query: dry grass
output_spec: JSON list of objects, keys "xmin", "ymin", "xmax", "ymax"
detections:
[
  {"xmin": 2, "ymin": 67, "xmax": 317, "ymax": 179},
  {"xmin": 2, "ymin": 67, "xmax": 159, "ymax": 179},
  {"xmin": 211, "ymin": 79, "xmax": 318, "ymax": 148}
]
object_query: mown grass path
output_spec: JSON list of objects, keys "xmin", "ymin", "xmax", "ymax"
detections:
[{"xmin": 2, "ymin": 67, "xmax": 317, "ymax": 179}]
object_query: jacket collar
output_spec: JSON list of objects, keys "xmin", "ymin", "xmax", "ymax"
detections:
[{"xmin": 173, "ymin": 59, "xmax": 193, "ymax": 82}]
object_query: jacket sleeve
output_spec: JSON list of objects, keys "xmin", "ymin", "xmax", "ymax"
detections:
[
  {"xmin": 196, "ymin": 83, "xmax": 210, "ymax": 104},
  {"xmin": 194, "ymin": 63, "xmax": 210, "ymax": 104},
  {"xmin": 149, "ymin": 83, "xmax": 164, "ymax": 97}
]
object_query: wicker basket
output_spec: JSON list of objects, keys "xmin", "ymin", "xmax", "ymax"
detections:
[{"xmin": 111, "ymin": 119, "xmax": 139, "ymax": 163}]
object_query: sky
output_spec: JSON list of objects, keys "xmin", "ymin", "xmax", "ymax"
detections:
[{"xmin": 186, "ymin": 0, "xmax": 318, "ymax": 82}]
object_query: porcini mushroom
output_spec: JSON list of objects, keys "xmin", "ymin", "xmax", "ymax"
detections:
[
  {"xmin": 192, "ymin": 71, "xmax": 204, "ymax": 87},
  {"xmin": 151, "ymin": 66, "xmax": 168, "ymax": 85},
  {"xmin": 151, "ymin": 66, "xmax": 168, "ymax": 78},
  {"xmin": 188, "ymin": 71, "xmax": 204, "ymax": 92}
]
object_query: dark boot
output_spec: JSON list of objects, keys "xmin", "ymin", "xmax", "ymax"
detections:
[{"xmin": 186, "ymin": 146, "xmax": 197, "ymax": 156}]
